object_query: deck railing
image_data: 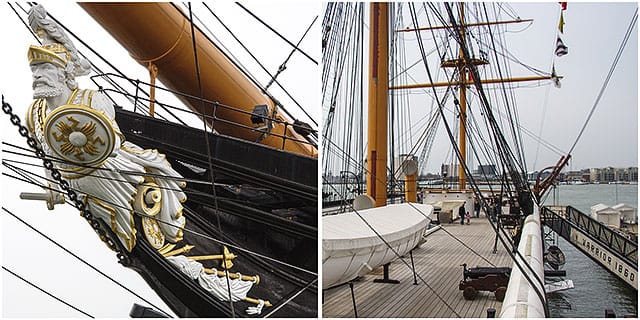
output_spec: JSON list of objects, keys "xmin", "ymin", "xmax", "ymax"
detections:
[{"xmin": 89, "ymin": 73, "xmax": 318, "ymax": 152}]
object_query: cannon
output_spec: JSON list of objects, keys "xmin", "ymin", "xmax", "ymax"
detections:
[{"xmin": 458, "ymin": 264, "xmax": 511, "ymax": 301}]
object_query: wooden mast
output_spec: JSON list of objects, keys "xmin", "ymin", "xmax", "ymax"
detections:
[
  {"xmin": 458, "ymin": 2, "xmax": 468, "ymax": 190},
  {"xmin": 367, "ymin": 2, "xmax": 389, "ymax": 207}
]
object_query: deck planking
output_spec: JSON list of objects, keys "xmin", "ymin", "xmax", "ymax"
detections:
[{"xmin": 323, "ymin": 213, "xmax": 515, "ymax": 318}]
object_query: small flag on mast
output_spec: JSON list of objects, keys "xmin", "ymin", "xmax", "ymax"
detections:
[
  {"xmin": 555, "ymin": 36, "xmax": 569, "ymax": 57},
  {"xmin": 559, "ymin": 2, "xmax": 567, "ymax": 11}
]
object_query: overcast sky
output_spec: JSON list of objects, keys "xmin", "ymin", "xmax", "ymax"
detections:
[
  {"xmin": 489, "ymin": 1, "xmax": 637, "ymax": 172},
  {"xmin": 1, "ymin": 1, "xmax": 319, "ymax": 317}
]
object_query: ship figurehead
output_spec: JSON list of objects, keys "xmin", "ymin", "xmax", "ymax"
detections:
[
  {"xmin": 25, "ymin": 3, "xmax": 187, "ymax": 254},
  {"xmin": 21, "ymin": 4, "xmax": 271, "ymax": 314}
]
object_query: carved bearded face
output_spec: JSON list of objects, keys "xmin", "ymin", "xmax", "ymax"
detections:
[{"xmin": 30, "ymin": 62, "xmax": 65, "ymax": 99}]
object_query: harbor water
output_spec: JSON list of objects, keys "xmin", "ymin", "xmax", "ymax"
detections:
[{"xmin": 544, "ymin": 184, "xmax": 638, "ymax": 317}]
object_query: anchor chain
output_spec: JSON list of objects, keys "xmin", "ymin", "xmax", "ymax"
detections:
[{"xmin": 2, "ymin": 96, "xmax": 129, "ymax": 265}]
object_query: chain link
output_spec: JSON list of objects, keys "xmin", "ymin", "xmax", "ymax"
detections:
[{"xmin": 2, "ymin": 96, "xmax": 126, "ymax": 262}]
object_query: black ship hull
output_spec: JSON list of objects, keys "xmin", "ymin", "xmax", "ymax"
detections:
[{"xmin": 114, "ymin": 108, "xmax": 318, "ymax": 317}]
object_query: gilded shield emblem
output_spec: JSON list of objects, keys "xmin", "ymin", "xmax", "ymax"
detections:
[
  {"xmin": 142, "ymin": 216, "xmax": 166, "ymax": 249},
  {"xmin": 44, "ymin": 105, "xmax": 116, "ymax": 167}
]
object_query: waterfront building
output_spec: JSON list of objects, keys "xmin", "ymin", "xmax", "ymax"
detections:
[{"xmin": 589, "ymin": 167, "xmax": 637, "ymax": 183}]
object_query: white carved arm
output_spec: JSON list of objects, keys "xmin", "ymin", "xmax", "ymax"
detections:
[{"xmin": 89, "ymin": 91, "xmax": 122, "ymax": 155}]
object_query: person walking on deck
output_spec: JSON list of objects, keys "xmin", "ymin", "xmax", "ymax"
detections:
[
  {"xmin": 458, "ymin": 204, "xmax": 465, "ymax": 225},
  {"xmin": 466, "ymin": 212, "xmax": 471, "ymax": 225}
]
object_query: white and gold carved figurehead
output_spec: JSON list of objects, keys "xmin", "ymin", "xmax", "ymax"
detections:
[
  {"xmin": 27, "ymin": 4, "xmax": 91, "ymax": 100},
  {"xmin": 25, "ymin": 4, "xmax": 187, "ymax": 256},
  {"xmin": 26, "ymin": 5, "xmax": 116, "ymax": 167}
]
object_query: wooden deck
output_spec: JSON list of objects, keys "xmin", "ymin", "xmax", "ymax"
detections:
[{"xmin": 323, "ymin": 214, "xmax": 515, "ymax": 318}]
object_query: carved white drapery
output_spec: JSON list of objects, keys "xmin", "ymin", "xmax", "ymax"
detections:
[{"xmin": 166, "ymin": 255, "xmax": 255, "ymax": 303}]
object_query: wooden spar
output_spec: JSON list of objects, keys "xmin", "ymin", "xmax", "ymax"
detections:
[
  {"xmin": 389, "ymin": 75, "xmax": 560, "ymax": 90},
  {"xmin": 458, "ymin": 3, "xmax": 468, "ymax": 190},
  {"xmin": 397, "ymin": 18, "xmax": 533, "ymax": 32},
  {"xmin": 79, "ymin": 3, "xmax": 317, "ymax": 158},
  {"xmin": 366, "ymin": 2, "xmax": 389, "ymax": 207}
]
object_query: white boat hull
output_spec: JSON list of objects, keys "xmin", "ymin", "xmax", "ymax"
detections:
[{"xmin": 322, "ymin": 203, "xmax": 433, "ymax": 289}]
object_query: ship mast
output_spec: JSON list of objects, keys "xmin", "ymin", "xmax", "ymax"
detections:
[
  {"xmin": 366, "ymin": 2, "xmax": 389, "ymax": 207},
  {"xmin": 457, "ymin": 3, "xmax": 468, "ymax": 190},
  {"xmin": 367, "ymin": 3, "xmax": 554, "ymax": 202},
  {"xmin": 393, "ymin": 3, "xmax": 556, "ymax": 191}
]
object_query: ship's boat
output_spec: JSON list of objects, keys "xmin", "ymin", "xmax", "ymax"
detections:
[
  {"xmin": 545, "ymin": 245, "xmax": 566, "ymax": 270},
  {"xmin": 322, "ymin": 203, "xmax": 433, "ymax": 288}
]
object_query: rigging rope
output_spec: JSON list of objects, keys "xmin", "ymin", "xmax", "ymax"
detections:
[
  {"xmin": 186, "ymin": 4, "xmax": 235, "ymax": 315},
  {"xmin": 8, "ymin": 2, "xmax": 39, "ymax": 40},
  {"xmin": 447, "ymin": 3, "xmax": 529, "ymax": 193},
  {"xmin": 199, "ymin": 3, "xmax": 318, "ymax": 127},
  {"xmin": 2, "ymin": 207, "xmax": 173, "ymax": 318},
  {"xmin": 2, "ymin": 166, "xmax": 318, "ymax": 278},
  {"xmin": 266, "ymin": 15, "xmax": 318, "ymax": 90},
  {"xmin": 412, "ymin": 4, "xmax": 549, "ymax": 316},
  {"xmin": 2, "ymin": 265, "xmax": 95, "ymax": 318},
  {"xmin": 482, "ymin": 3, "xmax": 528, "ymax": 174},
  {"xmin": 445, "ymin": 0, "xmax": 541, "ymax": 263},
  {"xmin": 263, "ymin": 278, "xmax": 317, "ymax": 318},
  {"xmin": 3, "ymin": 142, "xmax": 222, "ymax": 190},
  {"xmin": 235, "ymin": 2, "xmax": 318, "ymax": 65},
  {"xmin": 322, "ymin": 3, "xmax": 366, "ymax": 192},
  {"xmin": 568, "ymin": 8, "xmax": 638, "ymax": 154},
  {"xmin": 533, "ymin": 85, "xmax": 552, "ymax": 171},
  {"xmin": 2, "ymin": 157, "xmax": 294, "ymax": 219}
]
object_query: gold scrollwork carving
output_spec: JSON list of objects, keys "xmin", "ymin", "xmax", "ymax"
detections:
[
  {"xmin": 133, "ymin": 182, "xmax": 162, "ymax": 217},
  {"xmin": 134, "ymin": 181, "xmax": 168, "ymax": 249}
]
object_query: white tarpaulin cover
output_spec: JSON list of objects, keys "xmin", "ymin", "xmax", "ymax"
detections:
[{"xmin": 322, "ymin": 203, "xmax": 433, "ymax": 288}]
